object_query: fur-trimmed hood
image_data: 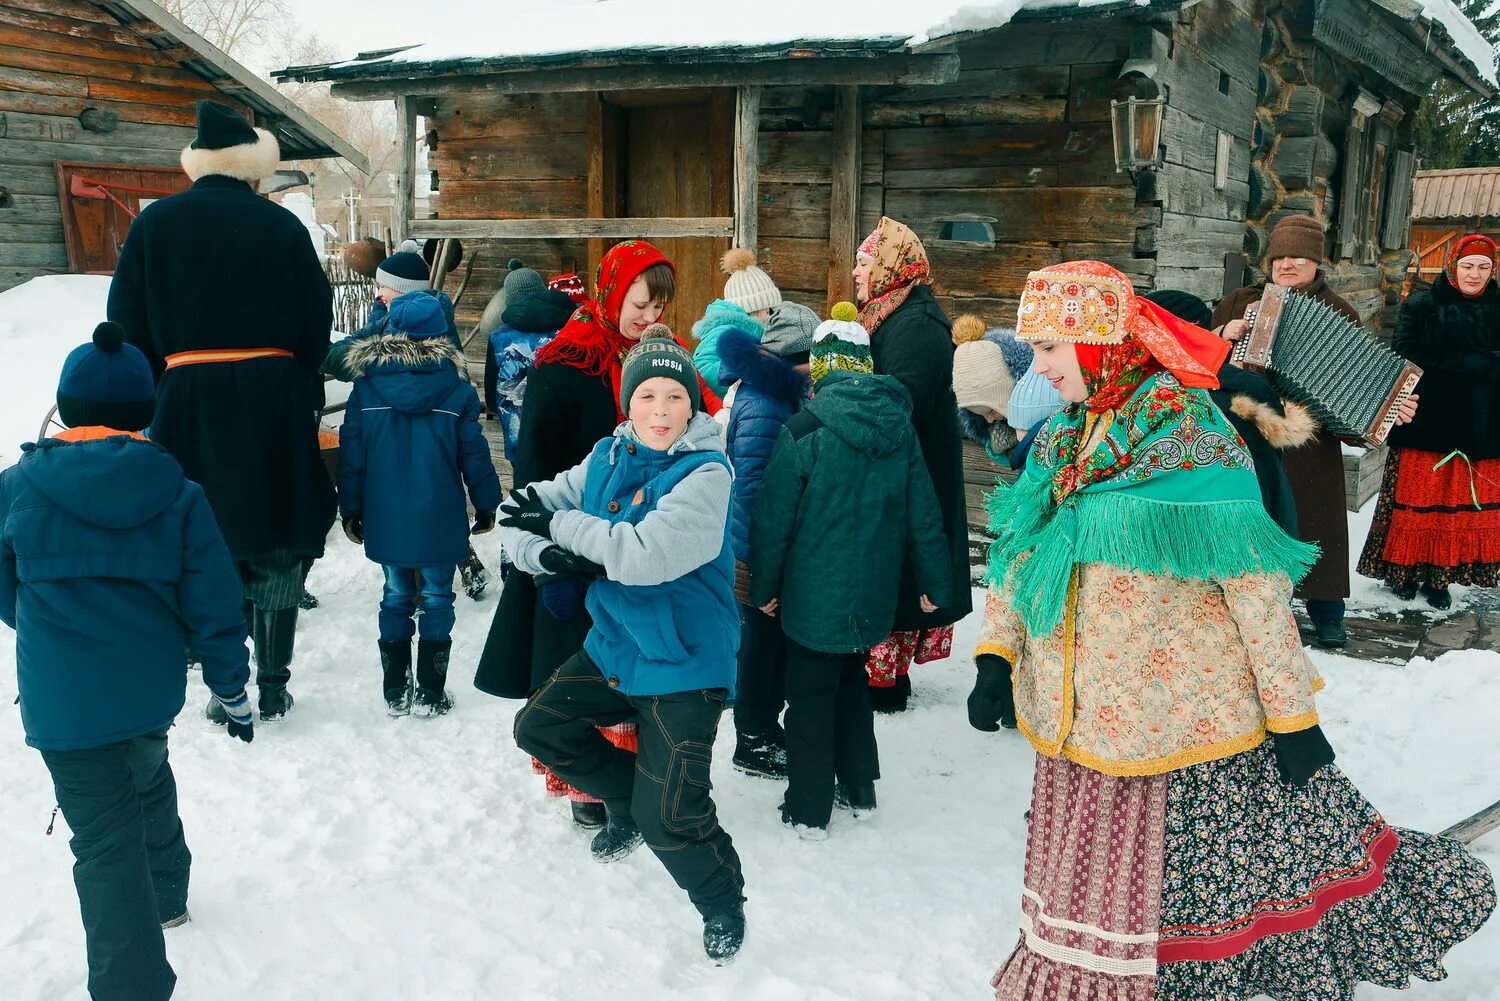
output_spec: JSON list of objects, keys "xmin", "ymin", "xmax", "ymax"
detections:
[
  {"xmin": 1229, "ymin": 396, "xmax": 1316, "ymax": 449},
  {"xmin": 716, "ymin": 327, "xmax": 809, "ymax": 405},
  {"xmin": 180, "ymin": 128, "xmax": 280, "ymax": 183},
  {"xmin": 346, "ymin": 333, "xmax": 470, "ymax": 415}
]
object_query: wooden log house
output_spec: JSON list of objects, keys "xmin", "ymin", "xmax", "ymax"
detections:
[{"xmin": 0, "ymin": 0, "xmax": 368, "ymax": 292}]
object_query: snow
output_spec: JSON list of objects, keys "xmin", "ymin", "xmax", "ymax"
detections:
[
  {"xmin": 1, "ymin": 274, "xmax": 1498, "ymax": 998},
  {"xmin": 1417, "ymin": 0, "xmax": 1500, "ymax": 87}
]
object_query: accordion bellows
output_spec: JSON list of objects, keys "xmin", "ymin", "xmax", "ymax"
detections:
[{"xmin": 1231, "ymin": 285, "xmax": 1422, "ymax": 446}]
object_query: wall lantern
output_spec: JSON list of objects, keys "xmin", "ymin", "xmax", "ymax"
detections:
[{"xmin": 1110, "ymin": 72, "xmax": 1165, "ymax": 173}]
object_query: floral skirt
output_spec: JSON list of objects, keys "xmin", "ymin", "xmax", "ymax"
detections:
[
  {"xmin": 992, "ymin": 744, "xmax": 1495, "ymax": 1001},
  {"xmin": 865, "ymin": 626, "xmax": 954, "ymax": 687},
  {"xmin": 531, "ymin": 723, "xmax": 638, "ymax": 804},
  {"xmin": 1356, "ymin": 447, "xmax": 1500, "ymax": 588}
]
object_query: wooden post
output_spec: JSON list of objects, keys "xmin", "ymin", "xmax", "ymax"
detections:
[
  {"xmin": 827, "ymin": 85, "xmax": 861, "ymax": 309},
  {"xmin": 393, "ymin": 96, "xmax": 418, "ymax": 245},
  {"xmin": 734, "ymin": 86, "xmax": 761, "ymax": 252}
]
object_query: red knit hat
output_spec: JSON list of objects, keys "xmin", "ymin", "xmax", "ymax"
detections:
[{"xmin": 547, "ymin": 273, "xmax": 588, "ymax": 304}]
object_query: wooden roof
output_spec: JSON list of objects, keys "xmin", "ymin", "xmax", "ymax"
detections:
[{"xmin": 1412, "ymin": 167, "xmax": 1500, "ymax": 222}]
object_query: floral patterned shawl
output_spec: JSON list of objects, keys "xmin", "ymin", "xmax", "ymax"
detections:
[{"xmin": 856, "ymin": 217, "xmax": 933, "ymax": 333}]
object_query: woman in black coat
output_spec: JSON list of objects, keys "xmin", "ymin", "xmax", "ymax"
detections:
[{"xmin": 853, "ymin": 217, "xmax": 973, "ymax": 712}]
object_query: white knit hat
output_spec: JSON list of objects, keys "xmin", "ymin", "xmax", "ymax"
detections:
[
  {"xmin": 720, "ymin": 248, "xmax": 782, "ymax": 314},
  {"xmin": 951, "ymin": 315, "xmax": 1013, "ymax": 415}
]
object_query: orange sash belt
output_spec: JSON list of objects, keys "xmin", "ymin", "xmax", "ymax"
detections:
[{"xmin": 164, "ymin": 348, "xmax": 294, "ymax": 369}]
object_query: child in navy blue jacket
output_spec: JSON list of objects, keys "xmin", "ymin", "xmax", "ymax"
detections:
[
  {"xmin": 0, "ymin": 323, "xmax": 252, "ymax": 1001},
  {"xmin": 338, "ymin": 294, "xmax": 502, "ymax": 716}
]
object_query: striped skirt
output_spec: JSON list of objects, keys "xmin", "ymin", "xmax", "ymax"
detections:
[{"xmin": 992, "ymin": 744, "xmax": 1494, "ymax": 1001}]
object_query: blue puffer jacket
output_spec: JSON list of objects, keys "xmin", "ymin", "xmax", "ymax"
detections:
[
  {"xmin": 322, "ymin": 289, "xmax": 461, "ymax": 382},
  {"xmin": 692, "ymin": 299, "xmax": 765, "ymax": 397},
  {"xmin": 0, "ymin": 435, "xmax": 250, "ymax": 751},
  {"xmin": 338, "ymin": 334, "xmax": 502, "ymax": 568},
  {"xmin": 483, "ymin": 289, "xmax": 575, "ymax": 458},
  {"xmin": 718, "ymin": 327, "xmax": 809, "ymax": 564}
]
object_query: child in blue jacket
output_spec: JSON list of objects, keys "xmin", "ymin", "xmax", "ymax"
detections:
[
  {"xmin": 338, "ymin": 294, "xmax": 502, "ymax": 716},
  {"xmin": 482, "ymin": 264, "xmax": 577, "ymax": 458},
  {"xmin": 503, "ymin": 327, "xmax": 747, "ymax": 965},
  {"xmin": 0, "ymin": 323, "xmax": 253, "ymax": 1001}
]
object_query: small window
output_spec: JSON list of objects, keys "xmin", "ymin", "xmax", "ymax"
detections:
[
  {"xmin": 1218, "ymin": 71, "xmax": 1231, "ymax": 96},
  {"xmin": 939, "ymin": 220, "xmax": 995, "ymax": 244}
]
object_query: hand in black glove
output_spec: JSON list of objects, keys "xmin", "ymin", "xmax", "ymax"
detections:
[
  {"xmin": 538, "ymin": 545, "xmax": 606, "ymax": 578},
  {"xmin": 967, "ymin": 654, "xmax": 1017, "ymax": 732},
  {"xmin": 498, "ymin": 486, "xmax": 556, "ymax": 539},
  {"xmin": 1272, "ymin": 725, "xmax": 1335, "ymax": 787},
  {"xmin": 342, "ymin": 515, "xmax": 363, "ymax": 546},
  {"xmin": 471, "ymin": 509, "xmax": 496, "ymax": 536},
  {"xmin": 537, "ymin": 573, "xmax": 589, "ymax": 620}
]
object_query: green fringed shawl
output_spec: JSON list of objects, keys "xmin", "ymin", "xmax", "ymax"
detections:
[{"xmin": 985, "ymin": 372, "xmax": 1319, "ymax": 636}]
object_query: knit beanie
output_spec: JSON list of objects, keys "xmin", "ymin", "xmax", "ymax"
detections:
[
  {"xmin": 951, "ymin": 315, "xmax": 1013, "ymax": 416},
  {"xmin": 1006, "ymin": 368, "xmax": 1065, "ymax": 433},
  {"xmin": 1265, "ymin": 215, "xmax": 1327, "ymax": 264},
  {"xmin": 503, "ymin": 258, "xmax": 546, "ymax": 300},
  {"xmin": 760, "ymin": 300, "xmax": 818, "ymax": 359},
  {"xmin": 619, "ymin": 325, "xmax": 702, "ymax": 414},
  {"xmin": 721, "ymin": 248, "xmax": 782, "ymax": 314},
  {"xmin": 387, "ymin": 293, "xmax": 448, "ymax": 339},
  {"xmin": 548, "ymin": 272, "xmax": 588, "ymax": 304},
  {"xmin": 56, "ymin": 322, "xmax": 157, "ymax": 432},
  {"xmin": 375, "ymin": 252, "xmax": 430, "ymax": 295},
  {"xmin": 811, "ymin": 302, "xmax": 873, "ymax": 385},
  {"xmin": 1142, "ymin": 289, "xmax": 1213, "ymax": 329}
]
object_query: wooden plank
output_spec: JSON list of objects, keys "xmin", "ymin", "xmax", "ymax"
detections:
[
  {"xmin": 0, "ymin": 264, "xmax": 67, "ymax": 291},
  {"xmin": 858, "ymin": 129, "xmax": 883, "ymax": 235},
  {"xmin": 409, "ymin": 217, "xmax": 736, "ymax": 240},
  {"xmin": 1067, "ymin": 63, "xmax": 1116, "ymax": 124},
  {"xmin": 0, "ymin": 191, "xmax": 63, "ymax": 223},
  {"xmin": 867, "ymin": 98, "xmax": 1067, "ymax": 128},
  {"xmin": 1162, "ymin": 108, "xmax": 1251, "ymax": 178},
  {"xmin": 0, "ymin": 219, "xmax": 63, "ymax": 242},
  {"xmin": 885, "ymin": 164, "xmax": 1058, "ymax": 189},
  {"xmin": 926, "ymin": 244, "xmax": 1063, "ymax": 299},
  {"xmin": 0, "ymin": 137, "xmax": 186, "ymax": 167},
  {"xmin": 0, "ymin": 43, "xmax": 218, "ymax": 91},
  {"xmin": 758, "ymin": 183, "xmax": 831, "ymax": 240},
  {"xmin": 937, "ymin": 294, "xmax": 1018, "ymax": 324},
  {"xmin": 1159, "ymin": 163, "xmax": 1250, "ymax": 221},
  {"xmin": 85, "ymin": 76, "xmax": 223, "ymax": 108},
  {"xmin": 0, "ymin": 161, "xmax": 59, "ymax": 194},
  {"xmin": 1056, "ymin": 244, "xmax": 1156, "ymax": 286},
  {"xmin": 586, "ymin": 92, "xmax": 622, "ymax": 279},
  {"xmin": 0, "ymin": 5, "xmax": 157, "ymax": 50},
  {"xmin": 393, "ymin": 96, "xmax": 417, "ymax": 244},
  {"xmin": 953, "ymin": 25, "xmax": 1131, "ymax": 71},
  {"xmin": 433, "ymin": 133, "xmax": 588, "ymax": 181},
  {"xmin": 1273, "ymin": 134, "xmax": 1338, "ymax": 191},
  {"xmin": 873, "ymin": 65, "xmax": 1070, "ymax": 104},
  {"xmin": 757, "ymin": 128, "xmax": 883, "ymax": 185},
  {"xmin": 757, "ymin": 236, "xmax": 830, "ymax": 291},
  {"xmin": 1173, "ymin": 2, "xmax": 1263, "ymax": 87},
  {"xmin": 826, "ymin": 85, "xmax": 859, "ymax": 308},
  {"xmin": 0, "ymin": 23, "xmax": 178, "ymax": 64},
  {"xmin": 0, "ymin": 110, "xmax": 194, "ymax": 149},
  {"xmin": 436, "ymin": 179, "xmax": 589, "ymax": 219},
  {"xmin": 1153, "ymin": 265, "xmax": 1224, "ymax": 300},
  {"xmin": 883, "ymin": 186, "xmax": 1145, "ymax": 244},
  {"xmin": 7, "ymin": 0, "xmax": 124, "ymax": 24},
  {"xmin": 882, "ymin": 121, "xmax": 1118, "ymax": 187},
  {"xmin": 0, "ymin": 242, "xmax": 68, "ymax": 267},
  {"xmin": 734, "ymin": 85, "xmax": 760, "ymax": 251},
  {"xmin": 1441, "ymin": 800, "xmax": 1500, "ymax": 845},
  {"xmin": 1154, "ymin": 213, "xmax": 1247, "ymax": 268},
  {"xmin": 431, "ymin": 92, "xmax": 591, "ymax": 141},
  {"xmin": 1159, "ymin": 42, "xmax": 1256, "ymax": 142},
  {"xmin": 0, "ymin": 90, "xmax": 197, "ymax": 127},
  {"xmin": 331, "ymin": 55, "xmax": 961, "ymax": 101},
  {"xmin": 0, "ymin": 63, "xmax": 87, "ymax": 97}
]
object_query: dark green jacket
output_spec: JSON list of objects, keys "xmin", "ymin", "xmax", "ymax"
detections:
[{"xmin": 748, "ymin": 371, "xmax": 953, "ymax": 653}]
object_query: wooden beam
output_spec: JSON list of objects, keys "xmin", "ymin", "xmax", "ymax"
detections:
[
  {"xmin": 330, "ymin": 54, "xmax": 961, "ymax": 102},
  {"xmin": 408, "ymin": 218, "xmax": 736, "ymax": 240},
  {"xmin": 393, "ymin": 96, "xmax": 417, "ymax": 245},
  {"xmin": 733, "ymin": 86, "xmax": 761, "ymax": 252},
  {"xmin": 587, "ymin": 93, "xmax": 624, "ymax": 279},
  {"xmin": 826, "ymin": 86, "xmax": 861, "ymax": 309}
]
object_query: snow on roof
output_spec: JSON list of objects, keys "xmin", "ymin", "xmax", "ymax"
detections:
[{"xmin": 1416, "ymin": 0, "xmax": 1498, "ymax": 87}]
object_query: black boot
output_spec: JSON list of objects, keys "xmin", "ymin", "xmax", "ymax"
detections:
[
  {"xmin": 459, "ymin": 547, "xmax": 489, "ymax": 601},
  {"xmin": 869, "ymin": 675, "xmax": 910, "ymax": 715},
  {"xmin": 412, "ymin": 639, "xmax": 454, "ymax": 717},
  {"xmin": 1313, "ymin": 618, "xmax": 1348, "ymax": 649},
  {"xmin": 571, "ymin": 802, "xmax": 607, "ymax": 830},
  {"xmin": 205, "ymin": 695, "xmax": 227, "ymax": 725},
  {"xmin": 834, "ymin": 781, "xmax": 878, "ymax": 818},
  {"xmin": 254, "ymin": 606, "xmax": 298, "ymax": 721},
  {"xmin": 298, "ymin": 585, "xmax": 319, "ymax": 610},
  {"xmin": 1421, "ymin": 584, "xmax": 1453, "ymax": 610},
  {"xmin": 379, "ymin": 639, "xmax": 413, "ymax": 716},
  {"xmin": 702, "ymin": 903, "xmax": 746, "ymax": 965},
  {"xmin": 1392, "ymin": 582, "xmax": 1419, "ymax": 601},
  {"xmin": 590, "ymin": 813, "xmax": 643, "ymax": 863},
  {"xmin": 732, "ymin": 733, "xmax": 788, "ymax": 780}
]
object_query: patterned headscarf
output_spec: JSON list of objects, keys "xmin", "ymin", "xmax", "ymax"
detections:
[
  {"xmin": 1445, "ymin": 234, "xmax": 1498, "ymax": 299},
  {"xmin": 856, "ymin": 217, "xmax": 933, "ymax": 333}
]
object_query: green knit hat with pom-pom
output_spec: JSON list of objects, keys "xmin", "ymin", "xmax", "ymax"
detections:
[{"xmin": 810, "ymin": 301, "xmax": 873, "ymax": 385}]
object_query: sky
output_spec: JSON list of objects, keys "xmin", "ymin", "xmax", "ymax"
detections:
[{"xmin": 288, "ymin": 0, "xmax": 588, "ymax": 63}]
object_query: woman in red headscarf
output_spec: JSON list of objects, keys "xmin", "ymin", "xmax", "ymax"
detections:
[
  {"xmin": 1359, "ymin": 235, "xmax": 1500, "ymax": 608},
  {"xmin": 475, "ymin": 240, "xmax": 718, "ymax": 829},
  {"xmin": 976, "ymin": 262, "xmax": 1494, "ymax": 1001}
]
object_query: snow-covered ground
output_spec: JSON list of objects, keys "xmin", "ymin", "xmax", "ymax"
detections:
[{"xmin": 1, "ymin": 276, "xmax": 1496, "ymax": 999}]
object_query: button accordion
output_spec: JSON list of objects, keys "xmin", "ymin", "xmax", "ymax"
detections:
[{"xmin": 1230, "ymin": 284, "xmax": 1422, "ymax": 446}]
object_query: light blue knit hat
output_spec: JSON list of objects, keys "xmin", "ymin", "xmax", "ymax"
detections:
[{"xmin": 1006, "ymin": 368, "xmax": 1065, "ymax": 432}]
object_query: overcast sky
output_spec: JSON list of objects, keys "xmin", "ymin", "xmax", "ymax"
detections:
[{"xmin": 288, "ymin": 0, "xmax": 587, "ymax": 62}]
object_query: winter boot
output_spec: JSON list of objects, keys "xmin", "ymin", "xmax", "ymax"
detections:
[
  {"xmin": 205, "ymin": 695, "xmax": 227, "ymax": 725},
  {"xmin": 1392, "ymin": 582, "xmax": 1419, "ymax": 601},
  {"xmin": 702, "ymin": 904, "xmax": 746, "ymax": 966},
  {"xmin": 732, "ymin": 733, "xmax": 788, "ymax": 780},
  {"xmin": 1421, "ymin": 584, "xmax": 1453, "ymax": 610},
  {"xmin": 1312, "ymin": 619, "xmax": 1348, "ymax": 649},
  {"xmin": 869, "ymin": 674, "xmax": 911, "ymax": 715},
  {"xmin": 590, "ymin": 813, "xmax": 643, "ymax": 863},
  {"xmin": 379, "ymin": 639, "xmax": 413, "ymax": 716},
  {"xmin": 778, "ymin": 803, "xmax": 829, "ymax": 842},
  {"xmin": 412, "ymin": 639, "xmax": 455, "ymax": 717},
  {"xmin": 298, "ymin": 586, "xmax": 319, "ymax": 610},
  {"xmin": 160, "ymin": 910, "xmax": 191, "ymax": 930},
  {"xmin": 253, "ymin": 606, "xmax": 298, "ymax": 721},
  {"xmin": 834, "ymin": 781, "xmax": 878, "ymax": 819},
  {"xmin": 571, "ymin": 802, "xmax": 608, "ymax": 830},
  {"xmin": 459, "ymin": 547, "xmax": 489, "ymax": 601}
]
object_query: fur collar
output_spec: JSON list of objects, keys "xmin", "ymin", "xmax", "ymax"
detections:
[
  {"xmin": 716, "ymin": 328, "xmax": 808, "ymax": 404},
  {"xmin": 1230, "ymin": 396, "xmax": 1316, "ymax": 449},
  {"xmin": 180, "ymin": 128, "xmax": 280, "ymax": 183},
  {"xmin": 346, "ymin": 333, "xmax": 469, "ymax": 379}
]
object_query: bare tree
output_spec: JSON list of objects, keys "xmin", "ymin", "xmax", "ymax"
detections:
[{"xmin": 156, "ymin": 0, "xmax": 292, "ymax": 59}]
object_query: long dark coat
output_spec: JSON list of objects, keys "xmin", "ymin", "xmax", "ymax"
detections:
[
  {"xmin": 870, "ymin": 284, "xmax": 973, "ymax": 631},
  {"xmin": 1213, "ymin": 275, "xmax": 1362, "ymax": 602},
  {"xmin": 107, "ymin": 175, "xmax": 335, "ymax": 562},
  {"xmin": 1387, "ymin": 276, "xmax": 1500, "ymax": 459},
  {"xmin": 473, "ymin": 361, "xmax": 618, "ymax": 698}
]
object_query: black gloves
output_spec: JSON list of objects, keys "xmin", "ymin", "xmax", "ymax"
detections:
[
  {"xmin": 538, "ymin": 574, "xmax": 589, "ymax": 620},
  {"xmin": 1272, "ymin": 725, "xmax": 1335, "ymax": 786},
  {"xmin": 967, "ymin": 654, "xmax": 1017, "ymax": 732},
  {"xmin": 538, "ymin": 546, "xmax": 606, "ymax": 578},
  {"xmin": 341, "ymin": 515, "xmax": 363, "ymax": 545},
  {"xmin": 498, "ymin": 486, "xmax": 556, "ymax": 538},
  {"xmin": 471, "ymin": 509, "xmax": 496, "ymax": 535}
]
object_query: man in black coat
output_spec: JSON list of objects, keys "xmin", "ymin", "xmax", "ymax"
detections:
[{"xmin": 107, "ymin": 100, "xmax": 335, "ymax": 722}]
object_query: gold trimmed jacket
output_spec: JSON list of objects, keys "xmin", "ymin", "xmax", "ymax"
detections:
[{"xmin": 978, "ymin": 564, "xmax": 1322, "ymax": 777}]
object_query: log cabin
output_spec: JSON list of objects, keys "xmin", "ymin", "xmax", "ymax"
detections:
[
  {"xmin": 1408, "ymin": 166, "xmax": 1500, "ymax": 285},
  {"xmin": 0, "ymin": 0, "xmax": 368, "ymax": 292}
]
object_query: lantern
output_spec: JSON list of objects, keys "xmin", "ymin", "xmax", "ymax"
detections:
[{"xmin": 1109, "ymin": 73, "xmax": 1164, "ymax": 173}]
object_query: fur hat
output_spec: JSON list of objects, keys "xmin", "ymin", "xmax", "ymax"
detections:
[
  {"xmin": 1265, "ymin": 215, "xmax": 1327, "ymax": 264},
  {"xmin": 387, "ymin": 293, "xmax": 448, "ymax": 340},
  {"xmin": 951, "ymin": 315, "xmax": 1014, "ymax": 416},
  {"xmin": 620, "ymin": 325, "xmax": 702, "ymax": 415},
  {"xmin": 180, "ymin": 100, "xmax": 279, "ymax": 183},
  {"xmin": 56, "ymin": 322, "xmax": 156, "ymax": 432},
  {"xmin": 811, "ymin": 301, "xmax": 873, "ymax": 384},
  {"xmin": 721, "ymin": 248, "xmax": 782, "ymax": 314},
  {"xmin": 375, "ymin": 252, "xmax": 431, "ymax": 296}
]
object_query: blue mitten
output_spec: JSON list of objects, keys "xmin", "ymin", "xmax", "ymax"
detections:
[
  {"xmin": 538, "ymin": 573, "xmax": 588, "ymax": 621},
  {"xmin": 215, "ymin": 689, "xmax": 254, "ymax": 743}
]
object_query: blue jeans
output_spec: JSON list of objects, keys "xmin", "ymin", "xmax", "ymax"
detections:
[{"xmin": 380, "ymin": 565, "xmax": 457, "ymax": 642}]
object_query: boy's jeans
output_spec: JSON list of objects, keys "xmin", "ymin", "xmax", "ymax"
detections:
[
  {"xmin": 380, "ymin": 565, "xmax": 457, "ymax": 642},
  {"xmin": 39, "ymin": 728, "xmax": 187, "ymax": 1001}
]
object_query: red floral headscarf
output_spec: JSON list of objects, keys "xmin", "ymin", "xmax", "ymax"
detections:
[
  {"xmin": 1445, "ymin": 234, "xmax": 1498, "ymax": 299},
  {"xmin": 856, "ymin": 217, "xmax": 933, "ymax": 333}
]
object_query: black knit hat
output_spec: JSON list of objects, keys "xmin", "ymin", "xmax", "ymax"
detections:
[
  {"xmin": 619, "ymin": 325, "xmax": 701, "ymax": 415},
  {"xmin": 190, "ymin": 100, "xmax": 258, "ymax": 151},
  {"xmin": 1143, "ymin": 289, "xmax": 1213, "ymax": 329},
  {"xmin": 56, "ymin": 322, "xmax": 156, "ymax": 432}
]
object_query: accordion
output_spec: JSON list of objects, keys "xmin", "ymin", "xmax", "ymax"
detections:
[{"xmin": 1230, "ymin": 284, "xmax": 1422, "ymax": 446}]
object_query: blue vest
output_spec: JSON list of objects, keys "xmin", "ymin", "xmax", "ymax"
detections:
[{"xmin": 579, "ymin": 437, "xmax": 739, "ymax": 697}]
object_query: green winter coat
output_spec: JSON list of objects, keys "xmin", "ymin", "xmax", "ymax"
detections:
[{"xmin": 748, "ymin": 370, "xmax": 953, "ymax": 653}]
